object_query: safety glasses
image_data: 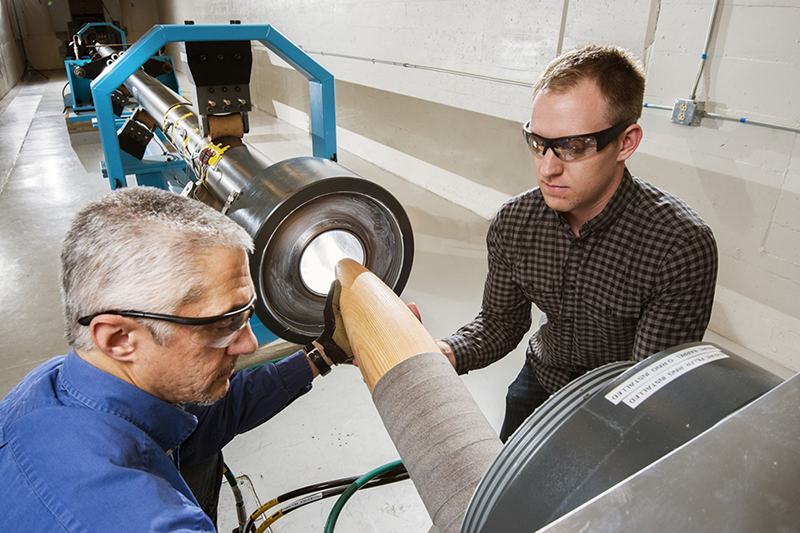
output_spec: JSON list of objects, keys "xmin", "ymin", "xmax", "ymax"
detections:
[
  {"xmin": 77, "ymin": 294, "xmax": 257, "ymax": 348},
  {"xmin": 522, "ymin": 120, "xmax": 634, "ymax": 161}
]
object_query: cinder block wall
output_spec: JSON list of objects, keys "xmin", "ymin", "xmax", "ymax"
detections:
[
  {"xmin": 151, "ymin": 0, "xmax": 798, "ymax": 371},
  {"xmin": 0, "ymin": 1, "xmax": 25, "ymax": 100},
  {"xmin": 9, "ymin": 0, "xmax": 63, "ymax": 71}
]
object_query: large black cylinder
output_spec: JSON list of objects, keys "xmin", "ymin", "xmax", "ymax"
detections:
[
  {"xmin": 225, "ymin": 157, "xmax": 413, "ymax": 344},
  {"xmin": 463, "ymin": 342, "xmax": 783, "ymax": 533}
]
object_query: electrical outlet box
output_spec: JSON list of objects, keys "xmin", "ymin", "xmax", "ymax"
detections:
[{"xmin": 671, "ymin": 99, "xmax": 705, "ymax": 126}]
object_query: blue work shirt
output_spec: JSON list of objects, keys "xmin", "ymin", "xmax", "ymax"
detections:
[{"xmin": 0, "ymin": 349, "xmax": 313, "ymax": 532}]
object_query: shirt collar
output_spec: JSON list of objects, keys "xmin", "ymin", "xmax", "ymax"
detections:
[{"xmin": 59, "ymin": 350, "xmax": 198, "ymax": 453}]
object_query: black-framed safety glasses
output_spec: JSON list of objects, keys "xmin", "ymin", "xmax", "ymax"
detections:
[
  {"xmin": 522, "ymin": 120, "xmax": 634, "ymax": 161},
  {"xmin": 77, "ymin": 294, "xmax": 257, "ymax": 348}
]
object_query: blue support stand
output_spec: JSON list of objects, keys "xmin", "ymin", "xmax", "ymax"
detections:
[
  {"xmin": 76, "ymin": 22, "xmax": 128, "ymax": 46},
  {"xmin": 91, "ymin": 24, "xmax": 338, "ymax": 191}
]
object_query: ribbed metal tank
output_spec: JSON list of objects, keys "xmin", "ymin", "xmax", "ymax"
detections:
[{"xmin": 462, "ymin": 342, "xmax": 783, "ymax": 533}]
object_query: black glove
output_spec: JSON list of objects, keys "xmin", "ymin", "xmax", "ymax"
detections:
[{"xmin": 305, "ymin": 280, "xmax": 354, "ymax": 375}]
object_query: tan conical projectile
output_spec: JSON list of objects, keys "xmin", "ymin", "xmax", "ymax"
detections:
[
  {"xmin": 334, "ymin": 258, "xmax": 503, "ymax": 533},
  {"xmin": 335, "ymin": 258, "xmax": 440, "ymax": 392}
]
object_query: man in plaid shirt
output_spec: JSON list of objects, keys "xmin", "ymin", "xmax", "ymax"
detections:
[{"xmin": 436, "ymin": 45, "xmax": 718, "ymax": 441}]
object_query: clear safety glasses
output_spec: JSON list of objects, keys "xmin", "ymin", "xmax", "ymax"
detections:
[
  {"xmin": 522, "ymin": 120, "xmax": 634, "ymax": 161},
  {"xmin": 77, "ymin": 294, "xmax": 257, "ymax": 348}
]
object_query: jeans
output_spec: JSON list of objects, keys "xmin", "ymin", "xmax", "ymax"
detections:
[
  {"xmin": 499, "ymin": 358, "xmax": 551, "ymax": 443},
  {"xmin": 181, "ymin": 451, "xmax": 224, "ymax": 527}
]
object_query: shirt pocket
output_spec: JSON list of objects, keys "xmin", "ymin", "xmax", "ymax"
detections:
[
  {"xmin": 581, "ymin": 286, "xmax": 643, "ymax": 346},
  {"xmin": 518, "ymin": 275, "xmax": 561, "ymax": 319}
]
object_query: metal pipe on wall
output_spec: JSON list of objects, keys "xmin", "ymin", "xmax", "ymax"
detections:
[{"xmin": 689, "ymin": 0, "xmax": 723, "ymax": 100}]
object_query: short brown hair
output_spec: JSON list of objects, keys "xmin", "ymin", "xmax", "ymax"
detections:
[{"xmin": 532, "ymin": 44, "xmax": 645, "ymax": 126}]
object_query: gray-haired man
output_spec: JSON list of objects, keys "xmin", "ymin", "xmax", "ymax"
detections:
[{"xmin": 0, "ymin": 187, "xmax": 343, "ymax": 531}]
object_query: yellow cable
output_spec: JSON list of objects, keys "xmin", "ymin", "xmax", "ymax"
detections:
[
  {"xmin": 207, "ymin": 143, "xmax": 230, "ymax": 167},
  {"xmin": 255, "ymin": 509, "xmax": 283, "ymax": 533},
  {"xmin": 162, "ymin": 103, "xmax": 184, "ymax": 122},
  {"xmin": 250, "ymin": 497, "xmax": 280, "ymax": 519}
]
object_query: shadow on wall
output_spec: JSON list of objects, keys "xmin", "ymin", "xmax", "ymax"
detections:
[
  {"xmin": 629, "ymin": 150, "xmax": 800, "ymax": 323},
  {"xmin": 250, "ymin": 47, "xmax": 535, "ymax": 198},
  {"xmin": 248, "ymin": 48, "xmax": 800, "ymax": 339}
]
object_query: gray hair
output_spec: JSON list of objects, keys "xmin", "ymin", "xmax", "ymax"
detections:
[{"xmin": 61, "ymin": 186, "xmax": 254, "ymax": 351}]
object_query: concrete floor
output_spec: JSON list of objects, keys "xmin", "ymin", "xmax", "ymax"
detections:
[
  {"xmin": 0, "ymin": 72, "xmax": 529, "ymax": 533},
  {"xmin": 1, "ymin": 73, "xmax": 794, "ymax": 533}
]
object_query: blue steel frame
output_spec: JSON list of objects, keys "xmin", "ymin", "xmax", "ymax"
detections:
[
  {"xmin": 77, "ymin": 22, "xmax": 127, "ymax": 49},
  {"xmin": 66, "ymin": 23, "xmax": 129, "ymax": 112},
  {"xmin": 91, "ymin": 24, "xmax": 338, "ymax": 190},
  {"xmin": 68, "ymin": 56, "xmax": 178, "ymax": 113}
]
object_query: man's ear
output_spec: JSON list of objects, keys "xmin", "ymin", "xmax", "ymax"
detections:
[
  {"xmin": 617, "ymin": 123, "xmax": 643, "ymax": 162},
  {"xmin": 89, "ymin": 316, "xmax": 146, "ymax": 362}
]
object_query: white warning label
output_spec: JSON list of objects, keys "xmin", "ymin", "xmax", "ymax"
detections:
[{"xmin": 605, "ymin": 344, "xmax": 728, "ymax": 409}]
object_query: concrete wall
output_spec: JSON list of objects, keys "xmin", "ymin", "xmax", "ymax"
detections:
[
  {"xmin": 0, "ymin": 0, "xmax": 25, "ymax": 100},
  {"xmin": 639, "ymin": 0, "xmax": 800, "ymax": 371},
  {"xmin": 156, "ymin": 0, "xmax": 799, "ymax": 371},
  {"xmin": 9, "ymin": 0, "xmax": 62, "ymax": 70},
  {"xmin": 120, "ymin": 0, "xmax": 161, "ymax": 43},
  {"xmin": 2, "ymin": 0, "xmax": 160, "ymax": 75}
]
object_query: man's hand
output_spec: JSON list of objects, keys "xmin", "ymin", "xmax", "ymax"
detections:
[
  {"xmin": 408, "ymin": 302, "xmax": 422, "ymax": 322},
  {"xmin": 436, "ymin": 340, "xmax": 457, "ymax": 369},
  {"xmin": 314, "ymin": 280, "xmax": 354, "ymax": 365},
  {"xmin": 406, "ymin": 302, "xmax": 457, "ymax": 369}
]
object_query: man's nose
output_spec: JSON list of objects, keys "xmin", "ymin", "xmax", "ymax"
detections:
[
  {"xmin": 538, "ymin": 147, "xmax": 563, "ymax": 177},
  {"xmin": 227, "ymin": 322, "xmax": 258, "ymax": 356}
]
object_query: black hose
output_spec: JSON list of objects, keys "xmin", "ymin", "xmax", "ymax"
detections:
[{"xmin": 242, "ymin": 464, "xmax": 408, "ymax": 533}]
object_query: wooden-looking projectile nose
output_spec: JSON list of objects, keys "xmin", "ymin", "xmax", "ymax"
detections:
[{"xmin": 334, "ymin": 258, "xmax": 440, "ymax": 392}]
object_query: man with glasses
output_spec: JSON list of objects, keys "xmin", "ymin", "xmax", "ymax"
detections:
[
  {"xmin": 433, "ymin": 44, "xmax": 718, "ymax": 441},
  {"xmin": 0, "ymin": 186, "xmax": 348, "ymax": 531}
]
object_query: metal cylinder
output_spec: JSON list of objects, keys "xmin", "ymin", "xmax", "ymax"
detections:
[
  {"xmin": 95, "ymin": 45, "xmax": 414, "ymax": 343},
  {"xmin": 96, "ymin": 45, "xmax": 264, "ymax": 207},
  {"xmin": 225, "ymin": 157, "xmax": 413, "ymax": 343},
  {"xmin": 463, "ymin": 342, "xmax": 783, "ymax": 533}
]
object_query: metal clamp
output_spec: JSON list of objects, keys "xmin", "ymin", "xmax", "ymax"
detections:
[{"xmin": 221, "ymin": 188, "xmax": 241, "ymax": 215}]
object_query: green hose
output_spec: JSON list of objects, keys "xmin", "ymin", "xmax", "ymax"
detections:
[
  {"xmin": 223, "ymin": 464, "xmax": 238, "ymax": 488},
  {"xmin": 223, "ymin": 462, "xmax": 247, "ymax": 531},
  {"xmin": 324, "ymin": 460, "xmax": 404, "ymax": 533}
]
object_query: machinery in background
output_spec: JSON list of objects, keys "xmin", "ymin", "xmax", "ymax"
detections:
[
  {"xmin": 63, "ymin": 23, "xmax": 179, "ymax": 128},
  {"xmin": 85, "ymin": 23, "xmax": 413, "ymax": 346}
]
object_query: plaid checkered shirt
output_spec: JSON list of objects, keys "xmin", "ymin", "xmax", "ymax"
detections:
[{"xmin": 444, "ymin": 168, "xmax": 718, "ymax": 394}]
